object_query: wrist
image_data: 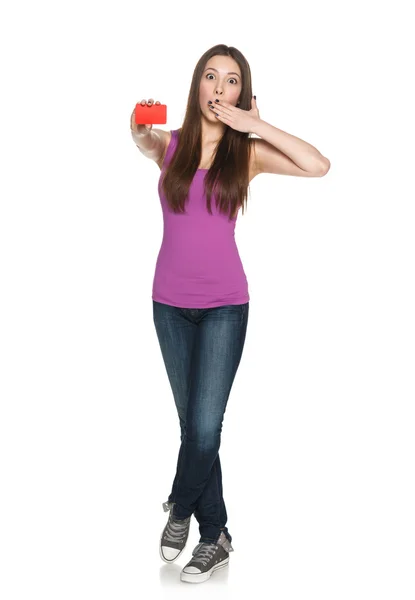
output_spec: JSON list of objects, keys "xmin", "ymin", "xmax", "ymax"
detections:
[
  {"xmin": 131, "ymin": 127, "xmax": 152, "ymax": 142},
  {"xmin": 250, "ymin": 117, "xmax": 263, "ymax": 136}
]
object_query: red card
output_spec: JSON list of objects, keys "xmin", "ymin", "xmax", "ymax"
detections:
[{"xmin": 135, "ymin": 103, "xmax": 167, "ymax": 125}]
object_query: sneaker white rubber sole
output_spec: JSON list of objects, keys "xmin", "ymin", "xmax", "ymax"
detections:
[{"xmin": 180, "ymin": 556, "xmax": 230, "ymax": 583}]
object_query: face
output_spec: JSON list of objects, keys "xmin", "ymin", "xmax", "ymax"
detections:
[{"xmin": 199, "ymin": 55, "xmax": 242, "ymax": 121}]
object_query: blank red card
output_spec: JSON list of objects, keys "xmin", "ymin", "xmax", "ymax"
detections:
[{"xmin": 135, "ymin": 103, "xmax": 167, "ymax": 125}]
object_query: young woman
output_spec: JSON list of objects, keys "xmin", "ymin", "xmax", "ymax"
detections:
[{"xmin": 130, "ymin": 44, "xmax": 330, "ymax": 584}]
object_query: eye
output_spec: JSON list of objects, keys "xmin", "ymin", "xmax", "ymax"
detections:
[{"xmin": 206, "ymin": 73, "xmax": 238, "ymax": 84}]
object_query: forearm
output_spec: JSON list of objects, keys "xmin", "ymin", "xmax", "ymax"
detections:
[
  {"xmin": 131, "ymin": 127, "xmax": 161, "ymax": 159},
  {"xmin": 251, "ymin": 119, "xmax": 329, "ymax": 172}
]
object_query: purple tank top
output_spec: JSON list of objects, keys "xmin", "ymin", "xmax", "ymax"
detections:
[{"xmin": 151, "ymin": 129, "xmax": 250, "ymax": 309}]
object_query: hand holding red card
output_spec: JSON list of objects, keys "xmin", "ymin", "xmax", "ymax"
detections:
[{"xmin": 135, "ymin": 98, "xmax": 167, "ymax": 125}]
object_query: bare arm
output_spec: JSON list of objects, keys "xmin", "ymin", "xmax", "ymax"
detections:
[
  {"xmin": 130, "ymin": 100, "xmax": 165, "ymax": 162},
  {"xmin": 131, "ymin": 127, "xmax": 165, "ymax": 161}
]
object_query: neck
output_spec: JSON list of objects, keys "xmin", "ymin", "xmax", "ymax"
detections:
[{"xmin": 200, "ymin": 116, "xmax": 225, "ymax": 146}]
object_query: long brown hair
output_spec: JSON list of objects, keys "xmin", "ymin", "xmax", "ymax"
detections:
[{"xmin": 161, "ymin": 44, "xmax": 255, "ymax": 221}]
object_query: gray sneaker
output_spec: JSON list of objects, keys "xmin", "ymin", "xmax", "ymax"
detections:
[
  {"xmin": 159, "ymin": 500, "xmax": 192, "ymax": 563},
  {"xmin": 180, "ymin": 531, "xmax": 234, "ymax": 583}
]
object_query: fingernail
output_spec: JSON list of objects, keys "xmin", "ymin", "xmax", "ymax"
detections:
[
  {"xmin": 215, "ymin": 99, "xmax": 219, "ymax": 103},
  {"xmin": 208, "ymin": 101, "xmax": 212, "ymax": 104},
  {"xmin": 254, "ymin": 95, "xmax": 256, "ymax": 99}
]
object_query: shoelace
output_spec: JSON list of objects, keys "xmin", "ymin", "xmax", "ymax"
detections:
[
  {"xmin": 191, "ymin": 542, "xmax": 218, "ymax": 566},
  {"xmin": 163, "ymin": 502, "xmax": 190, "ymax": 544},
  {"xmin": 190, "ymin": 532, "xmax": 234, "ymax": 566},
  {"xmin": 164, "ymin": 516, "xmax": 190, "ymax": 543}
]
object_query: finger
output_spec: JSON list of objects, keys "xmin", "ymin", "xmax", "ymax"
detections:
[
  {"xmin": 214, "ymin": 112, "xmax": 227, "ymax": 122},
  {"xmin": 209, "ymin": 105, "xmax": 221, "ymax": 116},
  {"xmin": 215, "ymin": 100, "xmax": 231, "ymax": 108},
  {"xmin": 148, "ymin": 98, "xmax": 154, "ymax": 105},
  {"xmin": 215, "ymin": 100, "xmax": 232, "ymax": 111},
  {"xmin": 209, "ymin": 103, "xmax": 228, "ymax": 115}
]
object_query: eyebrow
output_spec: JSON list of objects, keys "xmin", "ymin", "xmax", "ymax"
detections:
[{"xmin": 204, "ymin": 67, "xmax": 241, "ymax": 78}]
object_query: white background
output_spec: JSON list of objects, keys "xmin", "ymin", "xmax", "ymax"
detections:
[{"xmin": 1, "ymin": 0, "xmax": 414, "ymax": 598}]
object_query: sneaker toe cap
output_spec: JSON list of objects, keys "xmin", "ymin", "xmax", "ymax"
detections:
[
  {"xmin": 183, "ymin": 566, "xmax": 202, "ymax": 573},
  {"xmin": 161, "ymin": 546, "xmax": 181, "ymax": 560}
]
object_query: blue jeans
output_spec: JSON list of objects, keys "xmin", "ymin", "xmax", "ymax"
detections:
[{"xmin": 152, "ymin": 300, "xmax": 249, "ymax": 545}]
